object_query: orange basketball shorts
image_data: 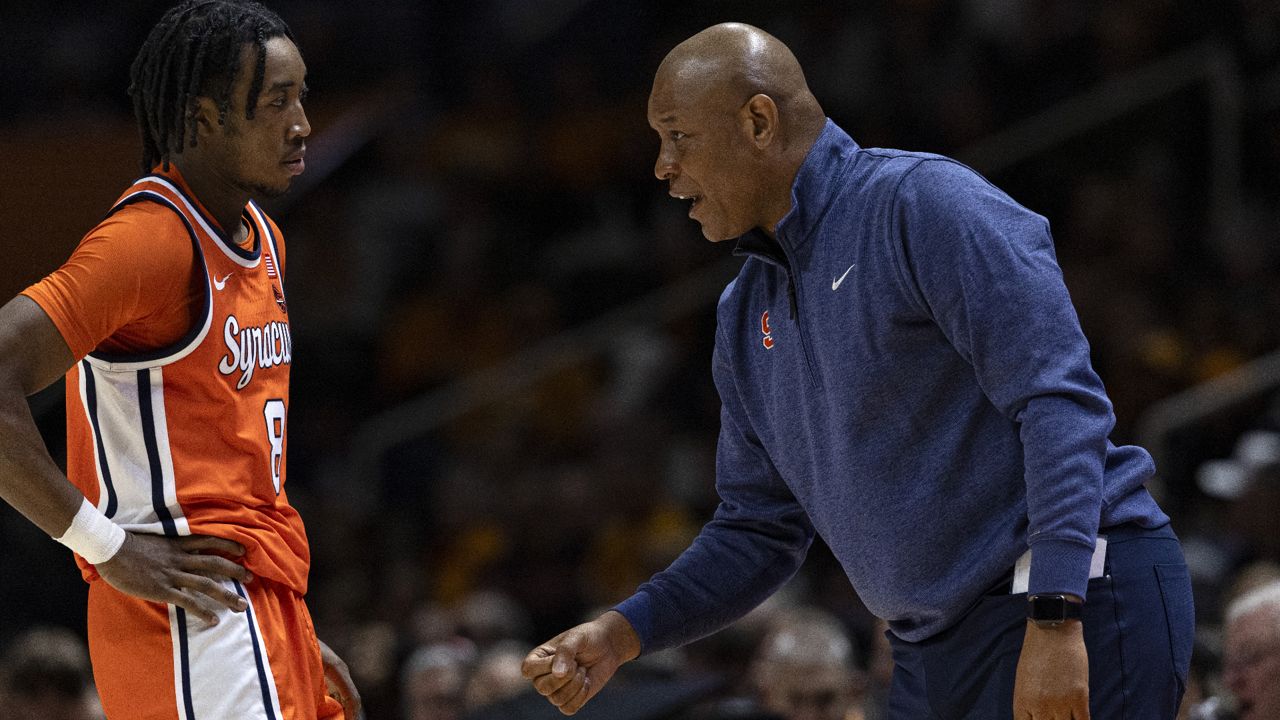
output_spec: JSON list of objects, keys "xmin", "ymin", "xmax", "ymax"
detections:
[{"xmin": 86, "ymin": 576, "xmax": 344, "ymax": 720}]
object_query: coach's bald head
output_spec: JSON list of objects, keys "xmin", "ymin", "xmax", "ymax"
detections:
[
  {"xmin": 649, "ymin": 23, "xmax": 826, "ymax": 241},
  {"xmin": 655, "ymin": 23, "xmax": 824, "ymax": 136}
]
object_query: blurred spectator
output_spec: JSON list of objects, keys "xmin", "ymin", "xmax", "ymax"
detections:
[
  {"xmin": 750, "ymin": 607, "xmax": 867, "ymax": 720},
  {"xmin": 456, "ymin": 590, "xmax": 533, "ymax": 649},
  {"xmin": 1220, "ymin": 581, "xmax": 1280, "ymax": 720},
  {"xmin": 1229, "ymin": 561, "xmax": 1280, "ymax": 602},
  {"xmin": 0, "ymin": 626, "xmax": 102, "ymax": 720},
  {"xmin": 463, "ymin": 640, "xmax": 528, "ymax": 712},
  {"xmin": 347, "ymin": 620, "xmax": 409, "ymax": 719},
  {"xmin": 402, "ymin": 640, "xmax": 476, "ymax": 720},
  {"xmin": 1178, "ymin": 637, "xmax": 1224, "ymax": 720}
]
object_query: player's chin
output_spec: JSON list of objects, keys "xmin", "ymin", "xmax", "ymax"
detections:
[{"xmin": 251, "ymin": 178, "xmax": 292, "ymax": 199}]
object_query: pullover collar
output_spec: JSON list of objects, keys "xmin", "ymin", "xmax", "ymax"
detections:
[{"xmin": 733, "ymin": 119, "xmax": 861, "ymax": 267}]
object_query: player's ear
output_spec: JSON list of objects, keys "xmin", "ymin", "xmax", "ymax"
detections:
[
  {"xmin": 188, "ymin": 96, "xmax": 220, "ymax": 139},
  {"xmin": 741, "ymin": 93, "xmax": 779, "ymax": 150}
]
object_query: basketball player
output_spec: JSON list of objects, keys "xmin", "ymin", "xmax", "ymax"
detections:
[
  {"xmin": 0, "ymin": 2, "xmax": 360, "ymax": 718},
  {"xmin": 524, "ymin": 23, "xmax": 1193, "ymax": 719}
]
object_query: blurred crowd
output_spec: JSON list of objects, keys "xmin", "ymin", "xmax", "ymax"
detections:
[{"xmin": 2, "ymin": 0, "xmax": 1280, "ymax": 718}]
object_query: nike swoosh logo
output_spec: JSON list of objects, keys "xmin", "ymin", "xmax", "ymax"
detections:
[
  {"xmin": 832, "ymin": 264, "xmax": 855, "ymax": 290},
  {"xmin": 214, "ymin": 272, "xmax": 233, "ymax": 291}
]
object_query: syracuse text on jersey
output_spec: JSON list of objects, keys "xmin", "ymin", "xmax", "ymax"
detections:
[{"xmin": 217, "ymin": 314, "xmax": 292, "ymax": 390}]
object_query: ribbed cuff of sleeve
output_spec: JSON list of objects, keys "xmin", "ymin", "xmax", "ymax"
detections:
[
  {"xmin": 612, "ymin": 592, "xmax": 654, "ymax": 655},
  {"xmin": 1027, "ymin": 537, "xmax": 1096, "ymax": 600}
]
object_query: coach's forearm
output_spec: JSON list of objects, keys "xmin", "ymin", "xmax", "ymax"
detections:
[{"xmin": 615, "ymin": 510, "xmax": 813, "ymax": 654}]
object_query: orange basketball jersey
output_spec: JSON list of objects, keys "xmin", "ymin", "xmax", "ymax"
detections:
[{"xmin": 52, "ymin": 173, "xmax": 310, "ymax": 593}]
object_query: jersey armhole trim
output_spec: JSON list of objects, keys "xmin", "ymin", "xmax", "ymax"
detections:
[{"xmin": 84, "ymin": 192, "xmax": 213, "ymax": 371}]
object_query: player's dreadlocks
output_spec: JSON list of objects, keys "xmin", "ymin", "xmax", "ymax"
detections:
[{"xmin": 128, "ymin": 0, "xmax": 295, "ymax": 172}]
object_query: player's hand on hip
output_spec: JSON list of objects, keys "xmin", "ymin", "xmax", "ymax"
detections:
[
  {"xmin": 318, "ymin": 638, "xmax": 364, "ymax": 720},
  {"xmin": 1013, "ymin": 618, "xmax": 1090, "ymax": 719},
  {"xmin": 95, "ymin": 532, "xmax": 253, "ymax": 626},
  {"xmin": 522, "ymin": 610, "xmax": 641, "ymax": 715}
]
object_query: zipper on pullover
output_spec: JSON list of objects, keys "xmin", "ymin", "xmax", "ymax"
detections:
[{"xmin": 780, "ymin": 258, "xmax": 818, "ymax": 387}]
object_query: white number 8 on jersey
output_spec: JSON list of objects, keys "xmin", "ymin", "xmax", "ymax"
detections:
[{"xmin": 263, "ymin": 399, "xmax": 286, "ymax": 495}]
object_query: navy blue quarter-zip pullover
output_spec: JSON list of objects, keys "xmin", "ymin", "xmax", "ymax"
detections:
[{"xmin": 615, "ymin": 120, "xmax": 1168, "ymax": 648}]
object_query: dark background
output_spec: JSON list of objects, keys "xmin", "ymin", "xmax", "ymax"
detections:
[{"xmin": 2, "ymin": 1, "xmax": 1278, "ymax": 718}]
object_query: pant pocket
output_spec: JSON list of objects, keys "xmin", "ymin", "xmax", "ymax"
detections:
[{"xmin": 1153, "ymin": 563, "xmax": 1195, "ymax": 691}]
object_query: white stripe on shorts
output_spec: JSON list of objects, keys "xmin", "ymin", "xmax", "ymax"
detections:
[{"xmin": 169, "ymin": 580, "xmax": 285, "ymax": 720}]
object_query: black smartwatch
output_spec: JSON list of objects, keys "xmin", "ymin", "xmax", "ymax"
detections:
[{"xmin": 1027, "ymin": 594, "xmax": 1083, "ymax": 627}]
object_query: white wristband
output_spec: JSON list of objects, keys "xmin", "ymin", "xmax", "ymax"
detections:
[{"xmin": 55, "ymin": 499, "xmax": 127, "ymax": 565}]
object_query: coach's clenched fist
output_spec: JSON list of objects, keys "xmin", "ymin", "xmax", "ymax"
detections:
[{"xmin": 522, "ymin": 610, "xmax": 642, "ymax": 715}]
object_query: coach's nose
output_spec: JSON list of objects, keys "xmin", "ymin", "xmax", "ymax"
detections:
[{"xmin": 654, "ymin": 140, "xmax": 678, "ymax": 181}]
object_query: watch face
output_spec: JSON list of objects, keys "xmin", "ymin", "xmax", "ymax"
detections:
[{"xmin": 1029, "ymin": 595, "xmax": 1068, "ymax": 621}]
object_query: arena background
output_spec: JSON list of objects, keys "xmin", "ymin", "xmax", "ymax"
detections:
[{"xmin": 1, "ymin": 1, "xmax": 1278, "ymax": 718}]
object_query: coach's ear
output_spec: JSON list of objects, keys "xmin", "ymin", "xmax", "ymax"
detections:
[{"xmin": 742, "ymin": 93, "xmax": 780, "ymax": 150}]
